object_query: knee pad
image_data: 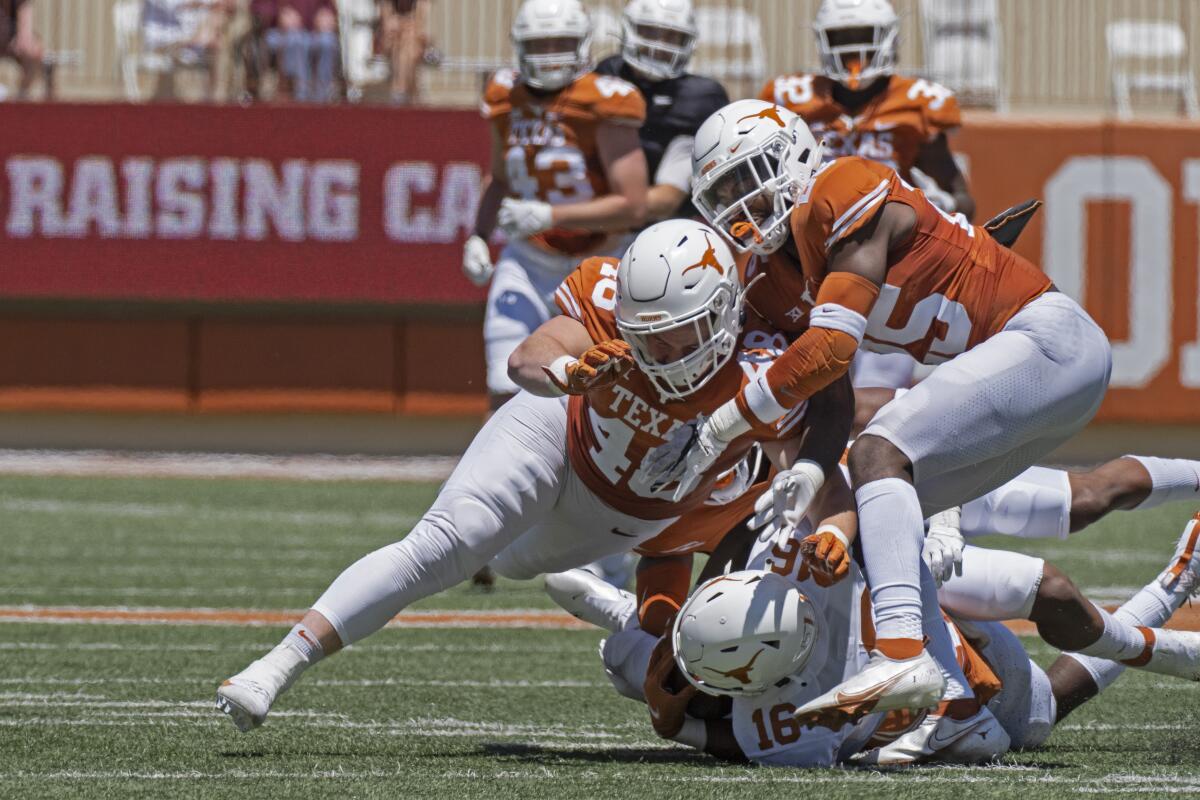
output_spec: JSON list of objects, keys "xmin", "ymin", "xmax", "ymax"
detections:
[
  {"xmin": 962, "ymin": 466, "xmax": 1071, "ymax": 540},
  {"xmin": 939, "ymin": 546, "xmax": 1044, "ymax": 621},
  {"xmin": 975, "ymin": 621, "xmax": 1054, "ymax": 749},
  {"xmin": 600, "ymin": 627, "xmax": 657, "ymax": 702}
]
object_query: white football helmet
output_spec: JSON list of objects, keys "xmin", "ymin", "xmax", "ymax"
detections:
[
  {"xmin": 511, "ymin": 0, "xmax": 593, "ymax": 91},
  {"xmin": 813, "ymin": 0, "xmax": 899, "ymax": 90},
  {"xmin": 672, "ymin": 570, "xmax": 821, "ymax": 696},
  {"xmin": 615, "ymin": 219, "xmax": 742, "ymax": 401},
  {"xmin": 691, "ymin": 99, "xmax": 824, "ymax": 256},
  {"xmin": 620, "ymin": 0, "xmax": 698, "ymax": 82}
]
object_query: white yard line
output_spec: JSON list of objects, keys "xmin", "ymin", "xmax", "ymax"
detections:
[
  {"xmin": 0, "ymin": 641, "xmax": 589, "ymax": 655},
  {"xmin": 0, "ymin": 676, "xmax": 607, "ymax": 688},
  {"xmin": 0, "ymin": 449, "xmax": 458, "ymax": 482},
  {"xmin": 0, "ymin": 496, "xmax": 418, "ymax": 530}
]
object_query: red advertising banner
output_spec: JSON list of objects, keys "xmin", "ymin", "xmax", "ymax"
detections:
[
  {"xmin": 0, "ymin": 103, "xmax": 490, "ymax": 305},
  {"xmin": 2, "ymin": 104, "xmax": 1199, "ymax": 422}
]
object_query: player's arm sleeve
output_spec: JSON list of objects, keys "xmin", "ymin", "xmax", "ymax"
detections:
[
  {"xmin": 653, "ymin": 135, "xmax": 694, "ymax": 193},
  {"xmin": 736, "ymin": 274, "xmax": 878, "ymax": 422}
]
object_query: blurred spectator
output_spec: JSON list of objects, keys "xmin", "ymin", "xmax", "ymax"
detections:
[
  {"xmin": 0, "ymin": 0, "xmax": 47, "ymax": 99},
  {"xmin": 142, "ymin": 0, "xmax": 234, "ymax": 101},
  {"xmin": 378, "ymin": 0, "xmax": 429, "ymax": 105},
  {"xmin": 253, "ymin": 0, "xmax": 340, "ymax": 103}
]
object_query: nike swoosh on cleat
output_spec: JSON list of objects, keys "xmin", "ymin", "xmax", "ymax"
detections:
[
  {"xmin": 610, "ymin": 527, "xmax": 637, "ymax": 538},
  {"xmin": 928, "ymin": 722, "xmax": 977, "ymax": 749}
]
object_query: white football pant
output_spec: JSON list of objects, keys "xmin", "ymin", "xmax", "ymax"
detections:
[{"xmin": 311, "ymin": 391, "xmax": 675, "ymax": 644}]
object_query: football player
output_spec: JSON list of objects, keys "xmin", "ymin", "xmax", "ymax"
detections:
[
  {"xmin": 561, "ymin": 509, "xmax": 1200, "ymax": 766},
  {"xmin": 643, "ymin": 98, "xmax": 1113, "ymax": 723},
  {"xmin": 596, "ymin": 0, "xmax": 730, "ymax": 222},
  {"xmin": 762, "ymin": 0, "xmax": 975, "ymax": 392},
  {"xmin": 464, "ymin": 0, "xmax": 650, "ymax": 408},
  {"xmin": 215, "ymin": 219, "xmax": 849, "ymax": 733}
]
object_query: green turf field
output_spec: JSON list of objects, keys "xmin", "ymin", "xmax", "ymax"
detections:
[{"xmin": 1, "ymin": 473, "xmax": 1199, "ymax": 799}]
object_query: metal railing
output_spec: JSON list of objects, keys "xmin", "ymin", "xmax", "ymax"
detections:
[{"xmin": 9, "ymin": 0, "xmax": 1200, "ymax": 117}]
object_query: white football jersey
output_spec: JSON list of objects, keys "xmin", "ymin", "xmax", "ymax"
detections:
[{"xmin": 730, "ymin": 525, "xmax": 882, "ymax": 766}]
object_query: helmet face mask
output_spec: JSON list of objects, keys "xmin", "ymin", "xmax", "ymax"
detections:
[
  {"xmin": 619, "ymin": 284, "xmax": 738, "ymax": 401},
  {"xmin": 813, "ymin": 0, "xmax": 899, "ymax": 90},
  {"xmin": 691, "ymin": 100, "xmax": 824, "ymax": 256},
  {"xmin": 693, "ymin": 136, "xmax": 793, "ymax": 254},
  {"xmin": 671, "ymin": 571, "xmax": 822, "ymax": 697},
  {"xmin": 620, "ymin": 0, "xmax": 698, "ymax": 81},
  {"xmin": 512, "ymin": 0, "xmax": 593, "ymax": 91},
  {"xmin": 615, "ymin": 220, "xmax": 743, "ymax": 401}
]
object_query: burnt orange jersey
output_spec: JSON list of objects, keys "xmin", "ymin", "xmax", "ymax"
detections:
[
  {"xmin": 743, "ymin": 157, "xmax": 1051, "ymax": 364},
  {"xmin": 482, "ymin": 69, "xmax": 646, "ymax": 258},
  {"xmin": 555, "ymin": 257, "xmax": 806, "ymax": 520},
  {"xmin": 636, "ymin": 476, "xmax": 768, "ymax": 557},
  {"xmin": 759, "ymin": 74, "xmax": 961, "ymax": 180}
]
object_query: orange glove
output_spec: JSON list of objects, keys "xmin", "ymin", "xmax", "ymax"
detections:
[
  {"xmin": 643, "ymin": 636, "xmax": 697, "ymax": 739},
  {"xmin": 799, "ymin": 526, "xmax": 851, "ymax": 587},
  {"xmin": 543, "ymin": 340, "xmax": 634, "ymax": 395}
]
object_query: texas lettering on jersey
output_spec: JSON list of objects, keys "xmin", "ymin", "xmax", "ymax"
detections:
[
  {"xmin": 742, "ymin": 157, "xmax": 1051, "ymax": 364},
  {"xmin": 760, "ymin": 73, "xmax": 961, "ymax": 179},
  {"xmin": 483, "ymin": 69, "xmax": 646, "ymax": 256},
  {"xmin": 554, "ymin": 256, "xmax": 806, "ymax": 519}
]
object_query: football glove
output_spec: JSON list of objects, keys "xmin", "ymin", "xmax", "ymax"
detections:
[
  {"xmin": 645, "ymin": 414, "xmax": 728, "ymax": 502},
  {"xmin": 800, "ymin": 525, "xmax": 851, "ymax": 587},
  {"xmin": 922, "ymin": 505, "xmax": 964, "ymax": 587},
  {"xmin": 748, "ymin": 461, "xmax": 825, "ymax": 533},
  {"xmin": 542, "ymin": 340, "xmax": 633, "ymax": 395},
  {"xmin": 498, "ymin": 198, "xmax": 554, "ymax": 238},
  {"xmin": 461, "ymin": 235, "xmax": 494, "ymax": 287}
]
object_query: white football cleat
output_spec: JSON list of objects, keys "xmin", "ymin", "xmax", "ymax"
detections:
[
  {"xmin": 858, "ymin": 705, "xmax": 1010, "ymax": 766},
  {"xmin": 1157, "ymin": 512, "xmax": 1200, "ymax": 597},
  {"xmin": 792, "ymin": 648, "xmax": 945, "ymax": 727},
  {"xmin": 215, "ymin": 643, "xmax": 307, "ymax": 732},
  {"xmin": 545, "ymin": 568, "xmax": 636, "ymax": 633},
  {"xmin": 1132, "ymin": 627, "xmax": 1200, "ymax": 681}
]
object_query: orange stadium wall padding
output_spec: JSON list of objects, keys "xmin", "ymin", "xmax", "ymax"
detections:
[{"xmin": 0, "ymin": 104, "xmax": 1197, "ymax": 422}]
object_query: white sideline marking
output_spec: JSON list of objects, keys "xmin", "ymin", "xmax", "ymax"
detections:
[
  {"xmin": 0, "ymin": 641, "xmax": 589, "ymax": 655},
  {"xmin": 0, "ymin": 496, "xmax": 418, "ymax": 530},
  {"xmin": 0, "ymin": 449, "xmax": 458, "ymax": 482},
  {"xmin": 0, "ymin": 677, "xmax": 607, "ymax": 689}
]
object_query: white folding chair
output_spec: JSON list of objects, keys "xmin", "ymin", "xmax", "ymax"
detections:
[
  {"xmin": 1107, "ymin": 19, "xmax": 1200, "ymax": 119},
  {"xmin": 337, "ymin": 0, "xmax": 387, "ymax": 102},
  {"xmin": 920, "ymin": 0, "xmax": 1005, "ymax": 110}
]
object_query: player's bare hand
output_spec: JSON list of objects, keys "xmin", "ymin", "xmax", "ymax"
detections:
[
  {"xmin": 542, "ymin": 340, "xmax": 633, "ymax": 395},
  {"xmin": 643, "ymin": 636, "xmax": 697, "ymax": 739}
]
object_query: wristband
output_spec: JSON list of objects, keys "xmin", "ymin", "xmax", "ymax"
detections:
[
  {"xmin": 671, "ymin": 717, "xmax": 707, "ymax": 750},
  {"xmin": 708, "ymin": 399, "xmax": 753, "ymax": 443},
  {"xmin": 814, "ymin": 523, "xmax": 850, "ymax": 550},
  {"xmin": 545, "ymin": 355, "xmax": 575, "ymax": 396}
]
